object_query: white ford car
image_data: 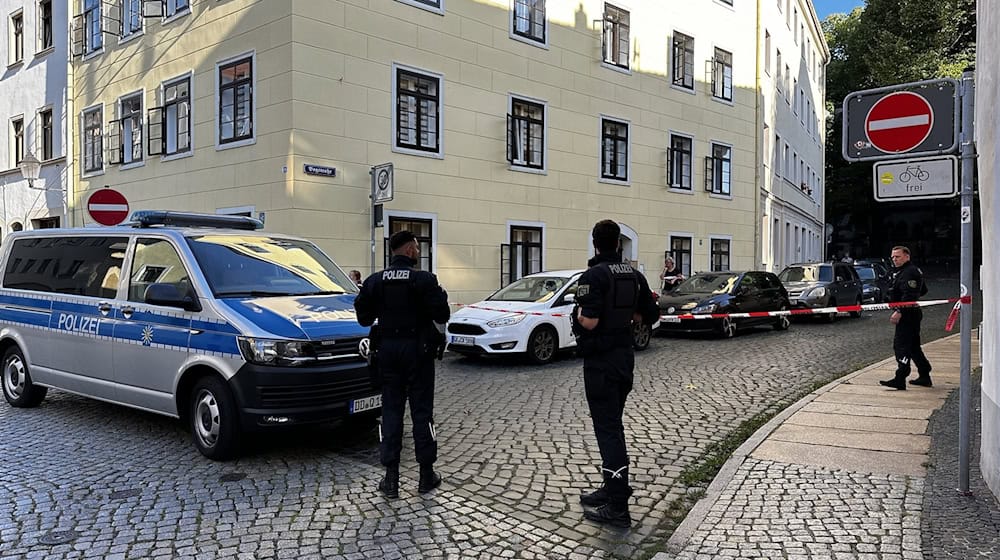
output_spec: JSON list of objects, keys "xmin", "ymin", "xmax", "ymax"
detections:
[{"xmin": 446, "ymin": 270, "xmax": 658, "ymax": 364}]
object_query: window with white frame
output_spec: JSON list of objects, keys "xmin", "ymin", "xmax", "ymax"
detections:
[
  {"xmin": 166, "ymin": 0, "xmax": 189, "ymax": 17},
  {"xmin": 705, "ymin": 143, "xmax": 731, "ymax": 195},
  {"xmin": 601, "ymin": 118, "xmax": 628, "ymax": 182},
  {"xmin": 395, "ymin": 67, "xmax": 440, "ymax": 155},
  {"xmin": 668, "ymin": 134, "xmax": 692, "ymax": 190},
  {"xmin": 11, "ymin": 117, "xmax": 24, "ymax": 166},
  {"xmin": 601, "ymin": 3, "xmax": 629, "ymax": 70},
  {"xmin": 764, "ymin": 31, "xmax": 771, "ymax": 75},
  {"xmin": 39, "ymin": 109, "xmax": 53, "ymax": 160},
  {"xmin": 507, "ymin": 97, "xmax": 544, "ymax": 170},
  {"xmin": 776, "ymin": 50, "xmax": 782, "ymax": 92},
  {"xmin": 39, "ymin": 1, "xmax": 52, "ymax": 50},
  {"xmin": 83, "ymin": 0, "xmax": 103, "ymax": 53},
  {"xmin": 10, "ymin": 11, "xmax": 23, "ymax": 64},
  {"xmin": 385, "ymin": 217, "xmax": 433, "ymax": 271},
  {"xmin": 710, "ymin": 238, "xmax": 730, "ymax": 271},
  {"xmin": 512, "ymin": 0, "xmax": 545, "ymax": 44},
  {"xmin": 219, "ymin": 56, "xmax": 253, "ymax": 144},
  {"xmin": 773, "ymin": 133, "xmax": 781, "ymax": 174},
  {"xmin": 501, "ymin": 225, "xmax": 543, "ymax": 286},
  {"xmin": 670, "ymin": 236, "xmax": 693, "ymax": 277},
  {"xmin": 121, "ymin": 0, "xmax": 142, "ymax": 38},
  {"xmin": 82, "ymin": 106, "xmax": 102, "ymax": 173},
  {"xmin": 110, "ymin": 93, "xmax": 143, "ymax": 165},
  {"xmin": 712, "ymin": 48, "xmax": 733, "ymax": 101},
  {"xmin": 671, "ymin": 32, "xmax": 694, "ymax": 89},
  {"xmin": 148, "ymin": 76, "xmax": 191, "ymax": 156}
]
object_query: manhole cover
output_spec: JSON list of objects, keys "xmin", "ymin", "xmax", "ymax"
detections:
[
  {"xmin": 109, "ymin": 488, "xmax": 142, "ymax": 500},
  {"xmin": 219, "ymin": 472, "xmax": 247, "ymax": 483},
  {"xmin": 38, "ymin": 529, "xmax": 79, "ymax": 545}
]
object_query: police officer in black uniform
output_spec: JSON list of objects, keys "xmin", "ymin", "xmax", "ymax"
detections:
[
  {"xmin": 354, "ymin": 230, "xmax": 451, "ymax": 498},
  {"xmin": 573, "ymin": 220, "xmax": 660, "ymax": 528},
  {"xmin": 880, "ymin": 245, "xmax": 933, "ymax": 390}
]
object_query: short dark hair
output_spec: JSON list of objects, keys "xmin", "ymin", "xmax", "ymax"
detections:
[
  {"xmin": 389, "ymin": 230, "xmax": 417, "ymax": 252},
  {"xmin": 591, "ymin": 220, "xmax": 620, "ymax": 254},
  {"xmin": 892, "ymin": 245, "xmax": 910, "ymax": 256}
]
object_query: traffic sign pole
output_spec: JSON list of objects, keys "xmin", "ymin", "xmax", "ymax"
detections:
[{"xmin": 958, "ymin": 69, "xmax": 975, "ymax": 495}]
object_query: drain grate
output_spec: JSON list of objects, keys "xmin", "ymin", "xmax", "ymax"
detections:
[
  {"xmin": 219, "ymin": 472, "xmax": 247, "ymax": 483},
  {"xmin": 38, "ymin": 529, "xmax": 79, "ymax": 546},
  {"xmin": 109, "ymin": 488, "xmax": 143, "ymax": 500}
]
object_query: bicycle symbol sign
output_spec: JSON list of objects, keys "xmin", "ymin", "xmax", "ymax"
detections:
[{"xmin": 872, "ymin": 156, "xmax": 958, "ymax": 202}]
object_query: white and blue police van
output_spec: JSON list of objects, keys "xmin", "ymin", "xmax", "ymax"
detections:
[{"xmin": 0, "ymin": 211, "xmax": 379, "ymax": 460}]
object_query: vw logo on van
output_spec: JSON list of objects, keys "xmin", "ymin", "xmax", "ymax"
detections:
[{"xmin": 359, "ymin": 338, "xmax": 371, "ymax": 360}]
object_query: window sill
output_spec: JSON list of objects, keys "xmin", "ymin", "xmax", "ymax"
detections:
[
  {"xmin": 708, "ymin": 192, "xmax": 733, "ymax": 201},
  {"xmin": 391, "ymin": 145, "xmax": 443, "ymax": 159},
  {"xmin": 34, "ymin": 46, "xmax": 54, "ymax": 59},
  {"xmin": 668, "ymin": 186, "xmax": 695, "ymax": 195},
  {"xmin": 510, "ymin": 31, "xmax": 548, "ymax": 50},
  {"xmin": 161, "ymin": 150, "xmax": 193, "ymax": 163},
  {"xmin": 82, "ymin": 48, "xmax": 104, "ymax": 62},
  {"xmin": 6, "ymin": 60, "xmax": 24, "ymax": 70},
  {"xmin": 216, "ymin": 137, "xmax": 256, "ymax": 151},
  {"xmin": 162, "ymin": 9, "xmax": 191, "ymax": 25},
  {"xmin": 710, "ymin": 95, "xmax": 735, "ymax": 107},
  {"xmin": 118, "ymin": 31, "xmax": 144, "ymax": 46},
  {"xmin": 119, "ymin": 160, "xmax": 145, "ymax": 171},
  {"xmin": 599, "ymin": 176, "xmax": 630, "ymax": 187},
  {"xmin": 81, "ymin": 169, "xmax": 105, "ymax": 179},
  {"xmin": 601, "ymin": 61, "xmax": 632, "ymax": 76},
  {"xmin": 509, "ymin": 164, "xmax": 547, "ymax": 175},
  {"xmin": 394, "ymin": 0, "xmax": 445, "ymax": 15},
  {"xmin": 670, "ymin": 83, "xmax": 696, "ymax": 96}
]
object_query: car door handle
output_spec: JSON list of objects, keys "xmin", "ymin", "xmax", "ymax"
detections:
[
  {"xmin": 97, "ymin": 302, "xmax": 112, "ymax": 315},
  {"xmin": 121, "ymin": 305, "xmax": 134, "ymax": 319}
]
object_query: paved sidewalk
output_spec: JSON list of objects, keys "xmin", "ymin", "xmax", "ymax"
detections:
[{"xmin": 658, "ymin": 332, "xmax": 990, "ymax": 560}]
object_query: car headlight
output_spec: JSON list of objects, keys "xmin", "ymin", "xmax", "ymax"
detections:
[
  {"xmin": 806, "ymin": 287, "xmax": 826, "ymax": 298},
  {"xmin": 238, "ymin": 337, "xmax": 310, "ymax": 366},
  {"xmin": 692, "ymin": 303, "xmax": 717, "ymax": 314},
  {"xmin": 487, "ymin": 314, "xmax": 527, "ymax": 328}
]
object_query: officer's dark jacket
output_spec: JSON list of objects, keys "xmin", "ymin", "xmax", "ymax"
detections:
[
  {"xmin": 354, "ymin": 255, "xmax": 450, "ymax": 334},
  {"xmin": 888, "ymin": 260, "xmax": 927, "ymax": 307},
  {"xmin": 576, "ymin": 252, "xmax": 659, "ymax": 342}
]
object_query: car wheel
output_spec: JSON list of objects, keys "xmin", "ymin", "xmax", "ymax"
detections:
[
  {"xmin": 632, "ymin": 322, "xmax": 652, "ymax": 350},
  {"xmin": 1, "ymin": 346, "xmax": 47, "ymax": 408},
  {"xmin": 526, "ymin": 325, "xmax": 558, "ymax": 364},
  {"xmin": 718, "ymin": 317, "xmax": 737, "ymax": 338},
  {"xmin": 773, "ymin": 306, "xmax": 790, "ymax": 331},
  {"xmin": 850, "ymin": 297, "xmax": 863, "ymax": 318},
  {"xmin": 190, "ymin": 376, "xmax": 241, "ymax": 461}
]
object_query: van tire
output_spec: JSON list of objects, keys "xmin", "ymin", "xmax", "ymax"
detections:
[
  {"xmin": 2, "ymin": 347, "xmax": 47, "ymax": 408},
  {"xmin": 190, "ymin": 376, "xmax": 241, "ymax": 461}
]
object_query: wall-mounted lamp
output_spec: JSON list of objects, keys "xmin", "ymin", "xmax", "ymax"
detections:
[{"xmin": 18, "ymin": 152, "xmax": 41, "ymax": 189}]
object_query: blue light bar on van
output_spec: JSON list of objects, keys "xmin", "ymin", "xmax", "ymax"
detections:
[{"xmin": 130, "ymin": 211, "xmax": 264, "ymax": 230}]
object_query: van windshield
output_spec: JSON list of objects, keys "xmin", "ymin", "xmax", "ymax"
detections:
[{"xmin": 187, "ymin": 235, "xmax": 357, "ymax": 297}]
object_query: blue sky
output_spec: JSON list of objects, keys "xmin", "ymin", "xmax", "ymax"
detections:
[{"xmin": 813, "ymin": 0, "xmax": 865, "ymax": 19}]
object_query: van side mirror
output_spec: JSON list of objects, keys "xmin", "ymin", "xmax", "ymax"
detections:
[{"xmin": 145, "ymin": 283, "xmax": 202, "ymax": 311}]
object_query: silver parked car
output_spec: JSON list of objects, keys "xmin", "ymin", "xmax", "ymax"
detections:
[{"xmin": 778, "ymin": 262, "xmax": 863, "ymax": 322}]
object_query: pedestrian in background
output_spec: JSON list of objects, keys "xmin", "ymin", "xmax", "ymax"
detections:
[
  {"xmin": 660, "ymin": 256, "xmax": 684, "ymax": 293},
  {"xmin": 349, "ymin": 269, "xmax": 363, "ymax": 288},
  {"xmin": 572, "ymin": 220, "xmax": 660, "ymax": 528},
  {"xmin": 354, "ymin": 231, "xmax": 451, "ymax": 498},
  {"xmin": 880, "ymin": 245, "xmax": 933, "ymax": 390}
]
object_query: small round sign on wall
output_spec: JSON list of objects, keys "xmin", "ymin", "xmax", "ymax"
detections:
[{"xmin": 87, "ymin": 188, "xmax": 130, "ymax": 226}]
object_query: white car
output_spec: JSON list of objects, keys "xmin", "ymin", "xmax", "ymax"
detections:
[{"xmin": 446, "ymin": 270, "xmax": 658, "ymax": 364}]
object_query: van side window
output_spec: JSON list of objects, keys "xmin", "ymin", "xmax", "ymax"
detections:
[
  {"xmin": 3, "ymin": 237, "xmax": 127, "ymax": 298},
  {"xmin": 128, "ymin": 238, "xmax": 191, "ymax": 303}
]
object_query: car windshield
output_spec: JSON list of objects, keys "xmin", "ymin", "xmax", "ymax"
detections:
[
  {"xmin": 673, "ymin": 273, "xmax": 739, "ymax": 295},
  {"xmin": 488, "ymin": 276, "xmax": 569, "ymax": 303},
  {"xmin": 187, "ymin": 235, "xmax": 358, "ymax": 297},
  {"xmin": 855, "ymin": 267, "xmax": 876, "ymax": 280},
  {"xmin": 779, "ymin": 265, "xmax": 833, "ymax": 283}
]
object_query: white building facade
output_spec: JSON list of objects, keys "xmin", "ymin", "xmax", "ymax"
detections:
[
  {"xmin": 758, "ymin": 0, "xmax": 828, "ymax": 272},
  {"xmin": 0, "ymin": 0, "xmax": 68, "ymax": 235}
]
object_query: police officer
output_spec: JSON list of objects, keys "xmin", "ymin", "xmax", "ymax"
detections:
[
  {"xmin": 880, "ymin": 245, "xmax": 932, "ymax": 390},
  {"xmin": 573, "ymin": 220, "xmax": 659, "ymax": 528},
  {"xmin": 354, "ymin": 230, "xmax": 451, "ymax": 498}
]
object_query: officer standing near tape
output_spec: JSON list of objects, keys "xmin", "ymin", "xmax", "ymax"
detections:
[
  {"xmin": 354, "ymin": 230, "xmax": 450, "ymax": 498},
  {"xmin": 572, "ymin": 219, "xmax": 660, "ymax": 528},
  {"xmin": 880, "ymin": 245, "xmax": 933, "ymax": 390}
]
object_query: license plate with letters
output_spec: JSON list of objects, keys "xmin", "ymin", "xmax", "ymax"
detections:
[
  {"xmin": 661, "ymin": 316, "xmax": 681, "ymax": 323},
  {"xmin": 450, "ymin": 335, "xmax": 475, "ymax": 345},
  {"xmin": 350, "ymin": 395, "xmax": 381, "ymax": 414}
]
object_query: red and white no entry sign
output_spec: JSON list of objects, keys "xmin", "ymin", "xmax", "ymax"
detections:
[
  {"xmin": 865, "ymin": 91, "xmax": 934, "ymax": 154},
  {"xmin": 87, "ymin": 189, "xmax": 129, "ymax": 226}
]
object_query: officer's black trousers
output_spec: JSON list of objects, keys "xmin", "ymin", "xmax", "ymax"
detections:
[
  {"xmin": 583, "ymin": 345, "xmax": 635, "ymax": 503},
  {"xmin": 893, "ymin": 309, "xmax": 931, "ymax": 380},
  {"xmin": 378, "ymin": 338, "xmax": 437, "ymax": 468}
]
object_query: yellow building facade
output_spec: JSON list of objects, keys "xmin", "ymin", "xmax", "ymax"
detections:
[{"xmin": 72, "ymin": 0, "xmax": 760, "ymax": 303}]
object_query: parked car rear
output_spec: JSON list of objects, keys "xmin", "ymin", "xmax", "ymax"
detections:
[{"xmin": 778, "ymin": 262, "xmax": 863, "ymax": 321}]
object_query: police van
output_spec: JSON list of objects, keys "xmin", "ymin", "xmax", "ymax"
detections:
[{"xmin": 0, "ymin": 211, "xmax": 379, "ymax": 460}]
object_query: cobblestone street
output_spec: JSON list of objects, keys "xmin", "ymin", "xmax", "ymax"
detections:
[{"xmin": 0, "ymin": 281, "xmax": 964, "ymax": 559}]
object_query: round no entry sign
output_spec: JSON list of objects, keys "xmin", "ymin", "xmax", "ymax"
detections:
[
  {"xmin": 87, "ymin": 189, "xmax": 129, "ymax": 226},
  {"xmin": 865, "ymin": 91, "xmax": 934, "ymax": 154}
]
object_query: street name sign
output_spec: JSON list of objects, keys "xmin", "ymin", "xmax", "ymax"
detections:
[
  {"xmin": 872, "ymin": 155, "xmax": 957, "ymax": 202},
  {"xmin": 843, "ymin": 78, "xmax": 958, "ymax": 162},
  {"xmin": 87, "ymin": 188, "xmax": 130, "ymax": 226}
]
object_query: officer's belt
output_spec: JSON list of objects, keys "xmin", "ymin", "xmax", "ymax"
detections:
[{"xmin": 380, "ymin": 326, "xmax": 420, "ymax": 338}]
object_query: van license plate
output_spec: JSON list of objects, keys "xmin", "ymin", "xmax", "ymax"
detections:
[
  {"xmin": 451, "ymin": 335, "xmax": 475, "ymax": 345},
  {"xmin": 350, "ymin": 395, "xmax": 381, "ymax": 414}
]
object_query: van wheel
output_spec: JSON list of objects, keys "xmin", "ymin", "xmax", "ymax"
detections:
[
  {"xmin": 632, "ymin": 322, "xmax": 652, "ymax": 350},
  {"xmin": 2, "ymin": 347, "xmax": 47, "ymax": 408},
  {"xmin": 850, "ymin": 297, "xmax": 863, "ymax": 318},
  {"xmin": 190, "ymin": 376, "xmax": 241, "ymax": 461},
  {"xmin": 526, "ymin": 326, "xmax": 557, "ymax": 364}
]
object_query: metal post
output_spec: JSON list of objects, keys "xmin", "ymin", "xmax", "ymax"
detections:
[
  {"xmin": 369, "ymin": 168, "xmax": 376, "ymax": 275},
  {"xmin": 958, "ymin": 69, "xmax": 975, "ymax": 494}
]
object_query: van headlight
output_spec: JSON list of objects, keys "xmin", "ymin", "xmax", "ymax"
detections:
[
  {"xmin": 692, "ymin": 303, "xmax": 718, "ymax": 314},
  {"xmin": 238, "ymin": 337, "xmax": 309, "ymax": 366},
  {"xmin": 487, "ymin": 314, "xmax": 527, "ymax": 328}
]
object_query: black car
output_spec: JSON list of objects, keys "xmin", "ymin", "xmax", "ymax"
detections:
[
  {"xmin": 656, "ymin": 271, "xmax": 791, "ymax": 338},
  {"xmin": 854, "ymin": 263, "xmax": 891, "ymax": 303}
]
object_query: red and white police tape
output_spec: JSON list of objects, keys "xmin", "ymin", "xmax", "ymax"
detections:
[{"xmin": 450, "ymin": 296, "xmax": 972, "ymax": 330}]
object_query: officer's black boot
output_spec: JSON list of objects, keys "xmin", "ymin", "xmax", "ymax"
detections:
[
  {"xmin": 378, "ymin": 464, "xmax": 399, "ymax": 499},
  {"xmin": 910, "ymin": 373, "xmax": 933, "ymax": 387},
  {"xmin": 418, "ymin": 464, "xmax": 441, "ymax": 494},
  {"xmin": 879, "ymin": 377, "xmax": 907, "ymax": 390},
  {"xmin": 583, "ymin": 500, "xmax": 632, "ymax": 529},
  {"xmin": 580, "ymin": 483, "xmax": 610, "ymax": 507}
]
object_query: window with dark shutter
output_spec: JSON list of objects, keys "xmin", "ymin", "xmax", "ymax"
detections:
[{"xmin": 507, "ymin": 98, "xmax": 544, "ymax": 169}]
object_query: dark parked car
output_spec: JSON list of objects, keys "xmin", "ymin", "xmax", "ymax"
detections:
[
  {"xmin": 656, "ymin": 271, "xmax": 791, "ymax": 338},
  {"xmin": 854, "ymin": 263, "xmax": 891, "ymax": 303},
  {"xmin": 778, "ymin": 262, "xmax": 863, "ymax": 321}
]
